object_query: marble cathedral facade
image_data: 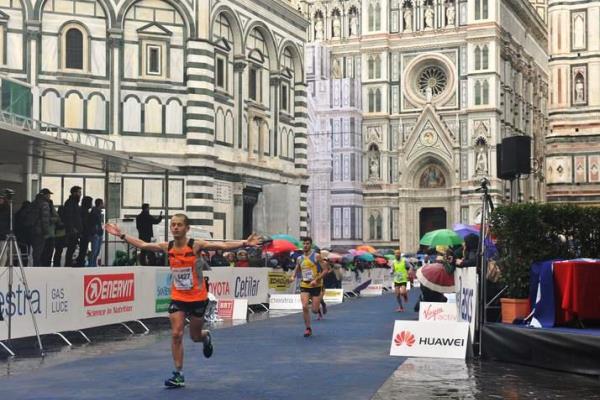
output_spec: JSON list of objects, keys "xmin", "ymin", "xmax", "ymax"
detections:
[
  {"xmin": 0, "ymin": 0, "xmax": 309, "ymax": 239},
  {"xmin": 304, "ymin": 0, "xmax": 548, "ymax": 251},
  {"xmin": 546, "ymin": 0, "xmax": 600, "ymax": 205}
]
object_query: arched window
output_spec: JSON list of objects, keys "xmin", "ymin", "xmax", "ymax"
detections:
[
  {"xmin": 482, "ymin": 45, "xmax": 489, "ymax": 69},
  {"xmin": 213, "ymin": 13, "xmax": 233, "ymax": 43},
  {"xmin": 368, "ymin": 57, "xmax": 375, "ymax": 79},
  {"xmin": 368, "ymin": 4, "xmax": 374, "ymax": 31},
  {"xmin": 368, "ymin": 89, "xmax": 375, "ymax": 112},
  {"xmin": 474, "ymin": 46, "xmax": 481, "ymax": 70},
  {"xmin": 376, "ymin": 213, "xmax": 382, "ymax": 240},
  {"xmin": 375, "ymin": 2, "xmax": 382, "ymax": 30},
  {"xmin": 61, "ymin": 24, "xmax": 87, "ymax": 71},
  {"xmin": 247, "ymin": 28, "xmax": 269, "ymax": 103},
  {"xmin": 482, "ymin": 80, "xmax": 489, "ymax": 104},
  {"xmin": 369, "ymin": 214, "xmax": 376, "ymax": 239},
  {"xmin": 375, "ymin": 88, "xmax": 382, "ymax": 112},
  {"xmin": 375, "ymin": 55, "xmax": 381, "ymax": 78},
  {"xmin": 475, "ymin": 80, "xmax": 482, "ymax": 105}
]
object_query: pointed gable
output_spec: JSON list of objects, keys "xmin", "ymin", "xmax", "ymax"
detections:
[
  {"xmin": 404, "ymin": 104, "xmax": 456, "ymax": 164},
  {"xmin": 137, "ymin": 22, "xmax": 172, "ymax": 37}
]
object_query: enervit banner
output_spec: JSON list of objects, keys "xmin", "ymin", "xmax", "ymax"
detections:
[
  {"xmin": 323, "ymin": 289, "xmax": 344, "ymax": 304},
  {"xmin": 269, "ymin": 294, "xmax": 302, "ymax": 310},
  {"xmin": 454, "ymin": 267, "xmax": 478, "ymax": 342},
  {"xmin": 389, "ymin": 320, "xmax": 469, "ymax": 359},
  {"xmin": 418, "ymin": 302, "xmax": 458, "ymax": 322}
]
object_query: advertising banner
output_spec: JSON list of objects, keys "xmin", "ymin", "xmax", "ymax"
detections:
[
  {"xmin": 269, "ymin": 294, "xmax": 302, "ymax": 310},
  {"xmin": 267, "ymin": 271, "xmax": 293, "ymax": 294},
  {"xmin": 323, "ymin": 289, "xmax": 344, "ymax": 304},
  {"xmin": 389, "ymin": 320, "xmax": 469, "ymax": 359},
  {"xmin": 154, "ymin": 270, "xmax": 171, "ymax": 314},
  {"xmin": 361, "ymin": 284, "xmax": 383, "ymax": 297},
  {"xmin": 454, "ymin": 268, "xmax": 478, "ymax": 342},
  {"xmin": 205, "ymin": 268, "xmax": 269, "ymax": 305},
  {"xmin": 418, "ymin": 302, "xmax": 458, "ymax": 322}
]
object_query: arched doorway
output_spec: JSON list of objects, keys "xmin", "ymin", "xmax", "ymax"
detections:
[{"xmin": 419, "ymin": 207, "xmax": 446, "ymax": 239}]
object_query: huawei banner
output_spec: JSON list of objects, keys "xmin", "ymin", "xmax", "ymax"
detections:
[{"xmin": 389, "ymin": 321, "xmax": 469, "ymax": 359}]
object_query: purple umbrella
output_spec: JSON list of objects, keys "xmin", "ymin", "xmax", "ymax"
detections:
[{"xmin": 452, "ymin": 224, "xmax": 497, "ymax": 256}]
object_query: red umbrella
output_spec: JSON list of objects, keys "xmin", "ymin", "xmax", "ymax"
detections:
[
  {"xmin": 263, "ymin": 239, "xmax": 298, "ymax": 254},
  {"xmin": 374, "ymin": 257, "xmax": 388, "ymax": 265},
  {"xmin": 416, "ymin": 263, "xmax": 455, "ymax": 293}
]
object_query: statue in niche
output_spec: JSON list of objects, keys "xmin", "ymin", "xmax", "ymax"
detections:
[
  {"xmin": 420, "ymin": 165, "xmax": 446, "ymax": 188},
  {"xmin": 475, "ymin": 145, "xmax": 487, "ymax": 174},
  {"xmin": 332, "ymin": 58, "xmax": 342, "ymax": 79},
  {"xmin": 403, "ymin": 7, "xmax": 413, "ymax": 32},
  {"xmin": 333, "ymin": 14, "xmax": 341, "ymax": 38},
  {"xmin": 315, "ymin": 18, "xmax": 324, "ymax": 41},
  {"xmin": 575, "ymin": 76, "xmax": 585, "ymax": 103},
  {"xmin": 350, "ymin": 13, "xmax": 358, "ymax": 36},
  {"xmin": 446, "ymin": 1, "xmax": 455, "ymax": 26},
  {"xmin": 424, "ymin": 5, "xmax": 435, "ymax": 29},
  {"xmin": 369, "ymin": 156, "xmax": 380, "ymax": 179}
]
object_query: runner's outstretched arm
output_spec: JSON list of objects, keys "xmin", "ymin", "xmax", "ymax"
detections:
[
  {"xmin": 193, "ymin": 233, "xmax": 262, "ymax": 251},
  {"xmin": 105, "ymin": 223, "xmax": 166, "ymax": 253}
]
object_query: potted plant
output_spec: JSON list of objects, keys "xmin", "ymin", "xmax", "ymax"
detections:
[{"xmin": 496, "ymin": 255, "xmax": 530, "ymax": 323}]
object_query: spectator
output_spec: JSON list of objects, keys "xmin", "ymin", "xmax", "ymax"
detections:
[
  {"xmin": 53, "ymin": 206, "xmax": 66, "ymax": 267},
  {"xmin": 235, "ymin": 249, "xmax": 249, "ymax": 267},
  {"xmin": 457, "ymin": 233, "xmax": 478, "ymax": 268},
  {"xmin": 74, "ymin": 196, "xmax": 93, "ymax": 267},
  {"xmin": 30, "ymin": 192, "xmax": 50, "ymax": 266},
  {"xmin": 39, "ymin": 189, "xmax": 59, "ymax": 267},
  {"xmin": 0, "ymin": 194, "xmax": 10, "ymax": 267},
  {"xmin": 136, "ymin": 204, "xmax": 163, "ymax": 265},
  {"xmin": 14, "ymin": 200, "xmax": 32, "ymax": 250},
  {"xmin": 63, "ymin": 186, "xmax": 82, "ymax": 267},
  {"xmin": 224, "ymin": 252, "xmax": 236, "ymax": 267},
  {"xmin": 88, "ymin": 198, "xmax": 104, "ymax": 267},
  {"xmin": 210, "ymin": 249, "xmax": 229, "ymax": 267}
]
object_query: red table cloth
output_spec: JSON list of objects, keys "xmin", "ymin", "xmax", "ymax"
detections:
[{"xmin": 554, "ymin": 260, "xmax": 600, "ymax": 324}]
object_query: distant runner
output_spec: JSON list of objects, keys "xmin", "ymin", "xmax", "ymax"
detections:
[
  {"xmin": 391, "ymin": 250, "xmax": 412, "ymax": 312},
  {"xmin": 105, "ymin": 215, "xmax": 260, "ymax": 388},
  {"xmin": 289, "ymin": 237, "xmax": 328, "ymax": 337}
]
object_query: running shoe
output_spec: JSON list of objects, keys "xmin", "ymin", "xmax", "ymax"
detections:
[
  {"xmin": 165, "ymin": 371, "xmax": 185, "ymax": 388},
  {"xmin": 203, "ymin": 331, "xmax": 213, "ymax": 358},
  {"xmin": 317, "ymin": 309, "xmax": 323, "ymax": 320},
  {"xmin": 395, "ymin": 306, "xmax": 405, "ymax": 312},
  {"xmin": 322, "ymin": 302, "xmax": 327, "ymax": 315},
  {"xmin": 303, "ymin": 327, "xmax": 312, "ymax": 337}
]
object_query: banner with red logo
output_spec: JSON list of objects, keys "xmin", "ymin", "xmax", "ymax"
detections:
[
  {"xmin": 389, "ymin": 321, "xmax": 469, "ymax": 359},
  {"xmin": 83, "ymin": 273, "xmax": 135, "ymax": 319}
]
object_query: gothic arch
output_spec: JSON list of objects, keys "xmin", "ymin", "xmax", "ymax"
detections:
[
  {"xmin": 405, "ymin": 154, "xmax": 453, "ymax": 188},
  {"xmin": 117, "ymin": 0, "xmax": 195, "ymax": 37},
  {"xmin": 35, "ymin": 0, "xmax": 115, "ymax": 27}
]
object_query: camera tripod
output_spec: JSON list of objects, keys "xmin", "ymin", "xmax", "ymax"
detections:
[{"xmin": 0, "ymin": 192, "xmax": 44, "ymax": 356}]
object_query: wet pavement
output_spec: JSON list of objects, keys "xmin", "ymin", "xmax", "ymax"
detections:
[{"xmin": 2, "ymin": 296, "xmax": 600, "ymax": 399}]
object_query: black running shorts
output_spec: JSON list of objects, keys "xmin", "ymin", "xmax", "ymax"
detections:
[
  {"xmin": 300, "ymin": 286, "xmax": 323, "ymax": 297},
  {"xmin": 168, "ymin": 300, "xmax": 208, "ymax": 318}
]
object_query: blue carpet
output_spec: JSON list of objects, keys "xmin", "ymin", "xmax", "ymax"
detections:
[{"xmin": 0, "ymin": 292, "xmax": 419, "ymax": 400}]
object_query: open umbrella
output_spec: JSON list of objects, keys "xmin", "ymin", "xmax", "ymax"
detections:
[
  {"xmin": 271, "ymin": 234, "xmax": 301, "ymax": 249},
  {"xmin": 325, "ymin": 252, "xmax": 343, "ymax": 262},
  {"xmin": 357, "ymin": 253, "xmax": 375, "ymax": 262},
  {"xmin": 420, "ymin": 229, "xmax": 463, "ymax": 247},
  {"xmin": 374, "ymin": 257, "xmax": 389, "ymax": 265},
  {"xmin": 263, "ymin": 239, "xmax": 298, "ymax": 254},
  {"xmin": 356, "ymin": 245, "xmax": 377, "ymax": 254},
  {"xmin": 416, "ymin": 263, "xmax": 455, "ymax": 293},
  {"xmin": 384, "ymin": 254, "xmax": 396, "ymax": 261},
  {"xmin": 342, "ymin": 254, "xmax": 355, "ymax": 264}
]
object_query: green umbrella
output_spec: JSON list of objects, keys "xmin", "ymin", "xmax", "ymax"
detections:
[
  {"xmin": 420, "ymin": 229, "xmax": 464, "ymax": 247},
  {"xmin": 357, "ymin": 253, "xmax": 375, "ymax": 262},
  {"xmin": 384, "ymin": 254, "xmax": 396, "ymax": 260}
]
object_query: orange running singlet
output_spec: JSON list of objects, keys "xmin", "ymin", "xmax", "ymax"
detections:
[{"xmin": 167, "ymin": 239, "xmax": 208, "ymax": 302}]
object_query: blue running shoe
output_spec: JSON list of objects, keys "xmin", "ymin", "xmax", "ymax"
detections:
[{"xmin": 165, "ymin": 371, "xmax": 185, "ymax": 388}]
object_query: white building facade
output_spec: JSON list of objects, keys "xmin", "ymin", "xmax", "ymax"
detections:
[
  {"xmin": 0, "ymin": 0, "xmax": 309, "ymax": 239},
  {"xmin": 304, "ymin": 0, "xmax": 548, "ymax": 251},
  {"xmin": 546, "ymin": 0, "xmax": 600, "ymax": 205}
]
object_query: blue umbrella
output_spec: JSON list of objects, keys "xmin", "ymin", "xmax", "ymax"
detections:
[{"xmin": 357, "ymin": 253, "xmax": 375, "ymax": 262}]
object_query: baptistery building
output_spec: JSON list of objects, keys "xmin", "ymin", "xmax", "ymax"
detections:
[{"xmin": 0, "ymin": 0, "xmax": 309, "ymax": 239}]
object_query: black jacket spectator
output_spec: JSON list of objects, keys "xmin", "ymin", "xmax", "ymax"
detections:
[
  {"xmin": 88, "ymin": 205, "xmax": 103, "ymax": 237},
  {"xmin": 0, "ymin": 196, "xmax": 10, "ymax": 240},
  {"xmin": 31, "ymin": 193, "xmax": 50, "ymax": 238},
  {"xmin": 63, "ymin": 194, "xmax": 82, "ymax": 235},
  {"xmin": 210, "ymin": 250, "xmax": 229, "ymax": 267},
  {"xmin": 14, "ymin": 201, "xmax": 31, "ymax": 245},
  {"xmin": 136, "ymin": 206, "xmax": 162, "ymax": 241}
]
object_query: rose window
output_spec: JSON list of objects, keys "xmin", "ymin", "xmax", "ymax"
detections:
[{"xmin": 417, "ymin": 66, "xmax": 448, "ymax": 97}]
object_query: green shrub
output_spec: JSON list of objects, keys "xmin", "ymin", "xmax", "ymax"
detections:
[{"xmin": 490, "ymin": 203, "xmax": 600, "ymax": 298}]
